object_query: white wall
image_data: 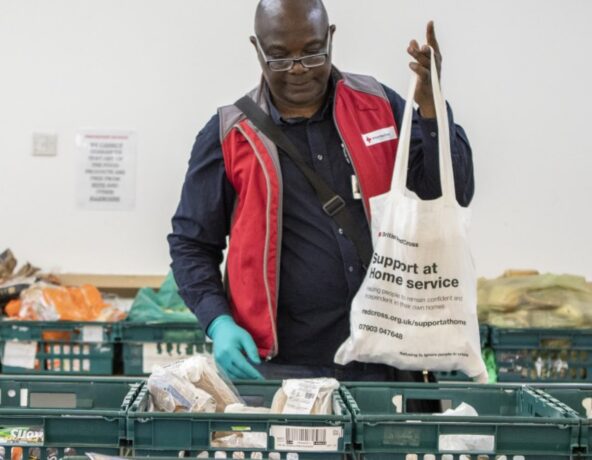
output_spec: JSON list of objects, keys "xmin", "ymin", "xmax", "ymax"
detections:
[{"xmin": 1, "ymin": 0, "xmax": 591, "ymax": 278}]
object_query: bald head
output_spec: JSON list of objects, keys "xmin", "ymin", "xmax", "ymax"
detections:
[
  {"xmin": 251, "ymin": 0, "xmax": 334, "ymax": 118},
  {"xmin": 254, "ymin": 0, "xmax": 329, "ymax": 39}
]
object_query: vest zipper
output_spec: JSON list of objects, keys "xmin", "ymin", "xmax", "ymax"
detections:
[{"xmin": 236, "ymin": 124, "xmax": 279, "ymax": 359}]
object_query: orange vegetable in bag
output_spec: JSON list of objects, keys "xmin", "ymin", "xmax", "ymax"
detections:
[
  {"xmin": 5, "ymin": 299, "xmax": 21, "ymax": 317},
  {"xmin": 5, "ymin": 283, "xmax": 124, "ymax": 322}
]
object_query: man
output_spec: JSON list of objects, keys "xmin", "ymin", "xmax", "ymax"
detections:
[{"xmin": 169, "ymin": 0, "xmax": 474, "ymax": 382}]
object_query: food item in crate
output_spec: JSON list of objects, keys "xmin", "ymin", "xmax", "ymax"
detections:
[
  {"xmin": 270, "ymin": 377, "xmax": 339, "ymax": 415},
  {"xmin": 10, "ymin": 447, "xmax": 22, "ymax": 460},
  {"xmin": 10, "ymin": 285, "xmax": 60, "ymax": 321},
  {"xmin": 0, "ymin": 249, "xmax": 60, "ymax": 307},
  {"xmin": 478, "ymin": 271, "xmax": 592, "ymax": 328},
  {"xmin": 147, "ymin": 354, "xmax": 240, "ymax": 412},
  {"xmin": 5, "ymin": 283, "xmax": 125, "ymax": 322},
  {"xmin": 148, "ymin": 368, "xmax": 216, "ymax": 412},
  {"xmin": 434, "ymin": 402, "xmax": 494, "ymax": 451},
  {"xmin": 5, "ymin": 299, "xmax": 22, "ymax": 317},
  {"xmin": 486, "ymin": 309, "xmax": 530, "ymax": 328},
  {"xmin": 181, "ymin": 355, "xmax": 242, "ymax": 411}
]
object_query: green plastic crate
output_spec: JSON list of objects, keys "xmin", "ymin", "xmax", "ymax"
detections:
[
  {"xmin": 341, "ymin": 382, "xmax": 583, "ymax": 459},
  {"xmin": 119, "ymin": 322, "xmax": 208, "ymax": 375},
  {"xmin": 491, "ymin": 327, "xmax": 592, "ymax": 382},
  {"xmin": 0, "ymin": 375, "xmax": 142, "ymax": 458},
  {"xmin": 126, "ymin": 381, "xmax": 353, "ymax": 459},
  {"xmin": 533, "ymin": 384, "xmax": 592, "ymax": 456},
  {"xmin": 435, "ymin": 324, "xmax": 489, "ymax": 382},
  {"xmin": 0, "ymin": 321, "xmax": 117, "ymax": 375}
]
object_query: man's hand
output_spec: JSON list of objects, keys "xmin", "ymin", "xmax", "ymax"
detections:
[
  {"xmin": 207, "ymin": 315, "xmax": 264, "ymax": 380},
  {"xmin": 407, "ymin": 21, "xmax": 442, "ymax": 119}
]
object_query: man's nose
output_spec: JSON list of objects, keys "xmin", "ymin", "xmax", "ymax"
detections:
[{"xmin": 289, "ymin": 60, "xmax": 309, "ymax": 75}]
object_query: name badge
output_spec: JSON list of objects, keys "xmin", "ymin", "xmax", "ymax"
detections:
[{"xmin": 362, "ymin": 126, "xmax": 397, "ymax": 147}]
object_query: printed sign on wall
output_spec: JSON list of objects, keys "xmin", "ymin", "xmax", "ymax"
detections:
[{"xmin": 76, "ymin": 130, "xmax": 137, "ymax": 210}]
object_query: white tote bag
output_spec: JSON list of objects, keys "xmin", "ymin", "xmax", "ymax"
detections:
[{"xmin": 335, "ymin": 49, "xmax": 487, "ymax": 382}]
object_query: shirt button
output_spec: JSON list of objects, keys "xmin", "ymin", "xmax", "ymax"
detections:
[
  {"xmin": 317, "ymin": 154, "xmax": 324, "ymax": 161},
  {"xmin": 348, "ymin": 266, "xmax": 354, "ymax": 272},
  {"xmin": 430, "ymin": 131, "xmax": 437, "ymax": 138},
  {"xmin": 338, "ymin": 228, "xmax": 344, "ymax": 235}
]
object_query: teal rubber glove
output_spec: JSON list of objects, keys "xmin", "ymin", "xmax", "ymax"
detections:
[{"xmin": 207, "ymin": 315, "xmax": 264, "ymax": 380}]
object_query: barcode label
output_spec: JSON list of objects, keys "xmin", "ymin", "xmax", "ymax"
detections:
[
  {"xmin": 282, "ymin": 379, "xmax": 323, "ymax": 414},
  {"xmin": 270, "ymin": 425, "xmax": 342, "ymax": 451},
  {"xmin": 287, "ymin": 427, "xmax": 326, "ymax": 443}
]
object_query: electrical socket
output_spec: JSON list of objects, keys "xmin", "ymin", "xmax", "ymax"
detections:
[{"xmin": 32, "ymin": 132, "xmax": 58, "ymax": 156}]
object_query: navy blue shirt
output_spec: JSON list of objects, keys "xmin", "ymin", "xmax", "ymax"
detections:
[{"xmin": 168, "ymin": 79, "xmax": 474, "ymax": 366}]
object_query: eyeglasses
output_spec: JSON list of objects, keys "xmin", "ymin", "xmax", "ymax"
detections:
[{"xmin": 254, "ymin": 30, "xmax": 331, "ymax": 72}]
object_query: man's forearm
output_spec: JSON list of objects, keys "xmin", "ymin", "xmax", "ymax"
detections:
[
  {"xmin": 169, "ymin": 233, "xmax": 231, "ymax": 331},
  {"xmin": 407, "ymin": 104, "xmax": 474, "ymax": 206}
]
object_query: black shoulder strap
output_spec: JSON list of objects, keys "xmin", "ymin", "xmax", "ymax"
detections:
[{"xmin": 235, "ymin": 95, "xmax": 372, "ymax": 268}]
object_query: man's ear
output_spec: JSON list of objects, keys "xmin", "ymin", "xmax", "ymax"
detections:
[
  {"xmin": 249, "ymin": 35, "xmax": 257, "ymax": 47},
  {"xmin": 330, "ymin": 24, "xmax": 336, "ymax": 37}
]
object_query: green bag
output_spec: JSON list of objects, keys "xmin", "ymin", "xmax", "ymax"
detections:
[
  {"xmin": 126, "ymin": 272, "xmax": 197, "ymax": 323},
  {"xmin": 483, "ymin": 348, "xmax": 497, "ymax": 383}
]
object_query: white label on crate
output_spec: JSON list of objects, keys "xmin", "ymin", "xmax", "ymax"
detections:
[
  {"xmin": 281, "ymin": 379, "xmax": 323, "ymax": 414},
  {"xmin": 2, "ymin": 341, "xmax": 37, "ymax": 369},
  {"xmin": 269, "ymin": 426, "xmax": 342, "ymax": 452},
  {"xmin": 438, "ymin": 434, "xmax": 495, "ymax": 452},
  {"xmin": 82, "ymin": 326, "xmax": 104, "ymax": 343},
  {"xmin": 20, "ymin": 389, "xmax": 28, "ymax": 407},
  {"xmin": 142, "ymin": 343, "xmax": 187, "ymax": 374},
  {"xmin": 0, "ymin": 425, "xmax": 44, "ymax": 445}
]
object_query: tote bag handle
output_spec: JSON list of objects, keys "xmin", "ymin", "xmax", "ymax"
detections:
[{"xmin": 390, "ymin": 47, "xmax": 456, "ymax": 204}]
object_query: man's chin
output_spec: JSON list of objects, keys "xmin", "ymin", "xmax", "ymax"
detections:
[{"xmin": 285, "ymin": 88, "xmax": 324, "ymax": 107}]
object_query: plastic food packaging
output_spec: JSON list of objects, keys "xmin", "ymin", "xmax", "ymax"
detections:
[
  {"xmin": 270, "ymin": 378, "xmax": 339, "ymax": 415},
  {"xmin": 147, "ymin": 355, "xmax": 241, "ymax": 413},
  {"xmin": 478, "ymin": 271, "xmax": 592, "ymax": 328},
  {"xmin": 435, "ymin": 402, "xmax": 494, "ymax": 451},
  {"xmin": 148, "ymin": 368, "xmax": 216, "ymax": 413},
  {"xmin": 4, "ymin": 283, "xmax": 125, "ymax": 322}
]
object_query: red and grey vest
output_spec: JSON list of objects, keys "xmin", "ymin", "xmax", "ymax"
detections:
[{"xmin": 218, "ymin": 71, "xmax": 399, "ymax": 359}]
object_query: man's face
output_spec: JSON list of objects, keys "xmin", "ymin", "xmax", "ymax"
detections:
[{"xmin": 254, "ymin": 22, "xmax": 334, "ymax": 110}]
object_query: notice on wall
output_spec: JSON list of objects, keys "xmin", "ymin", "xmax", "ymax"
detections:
[{"xmin": 76, "ymin": 130, "xmax": 137, "ymax": 210}]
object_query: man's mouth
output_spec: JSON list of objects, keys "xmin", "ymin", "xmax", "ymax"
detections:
[{"xmin": 288, "ymin": 80, "xmax": 312, "ymax": 87}]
